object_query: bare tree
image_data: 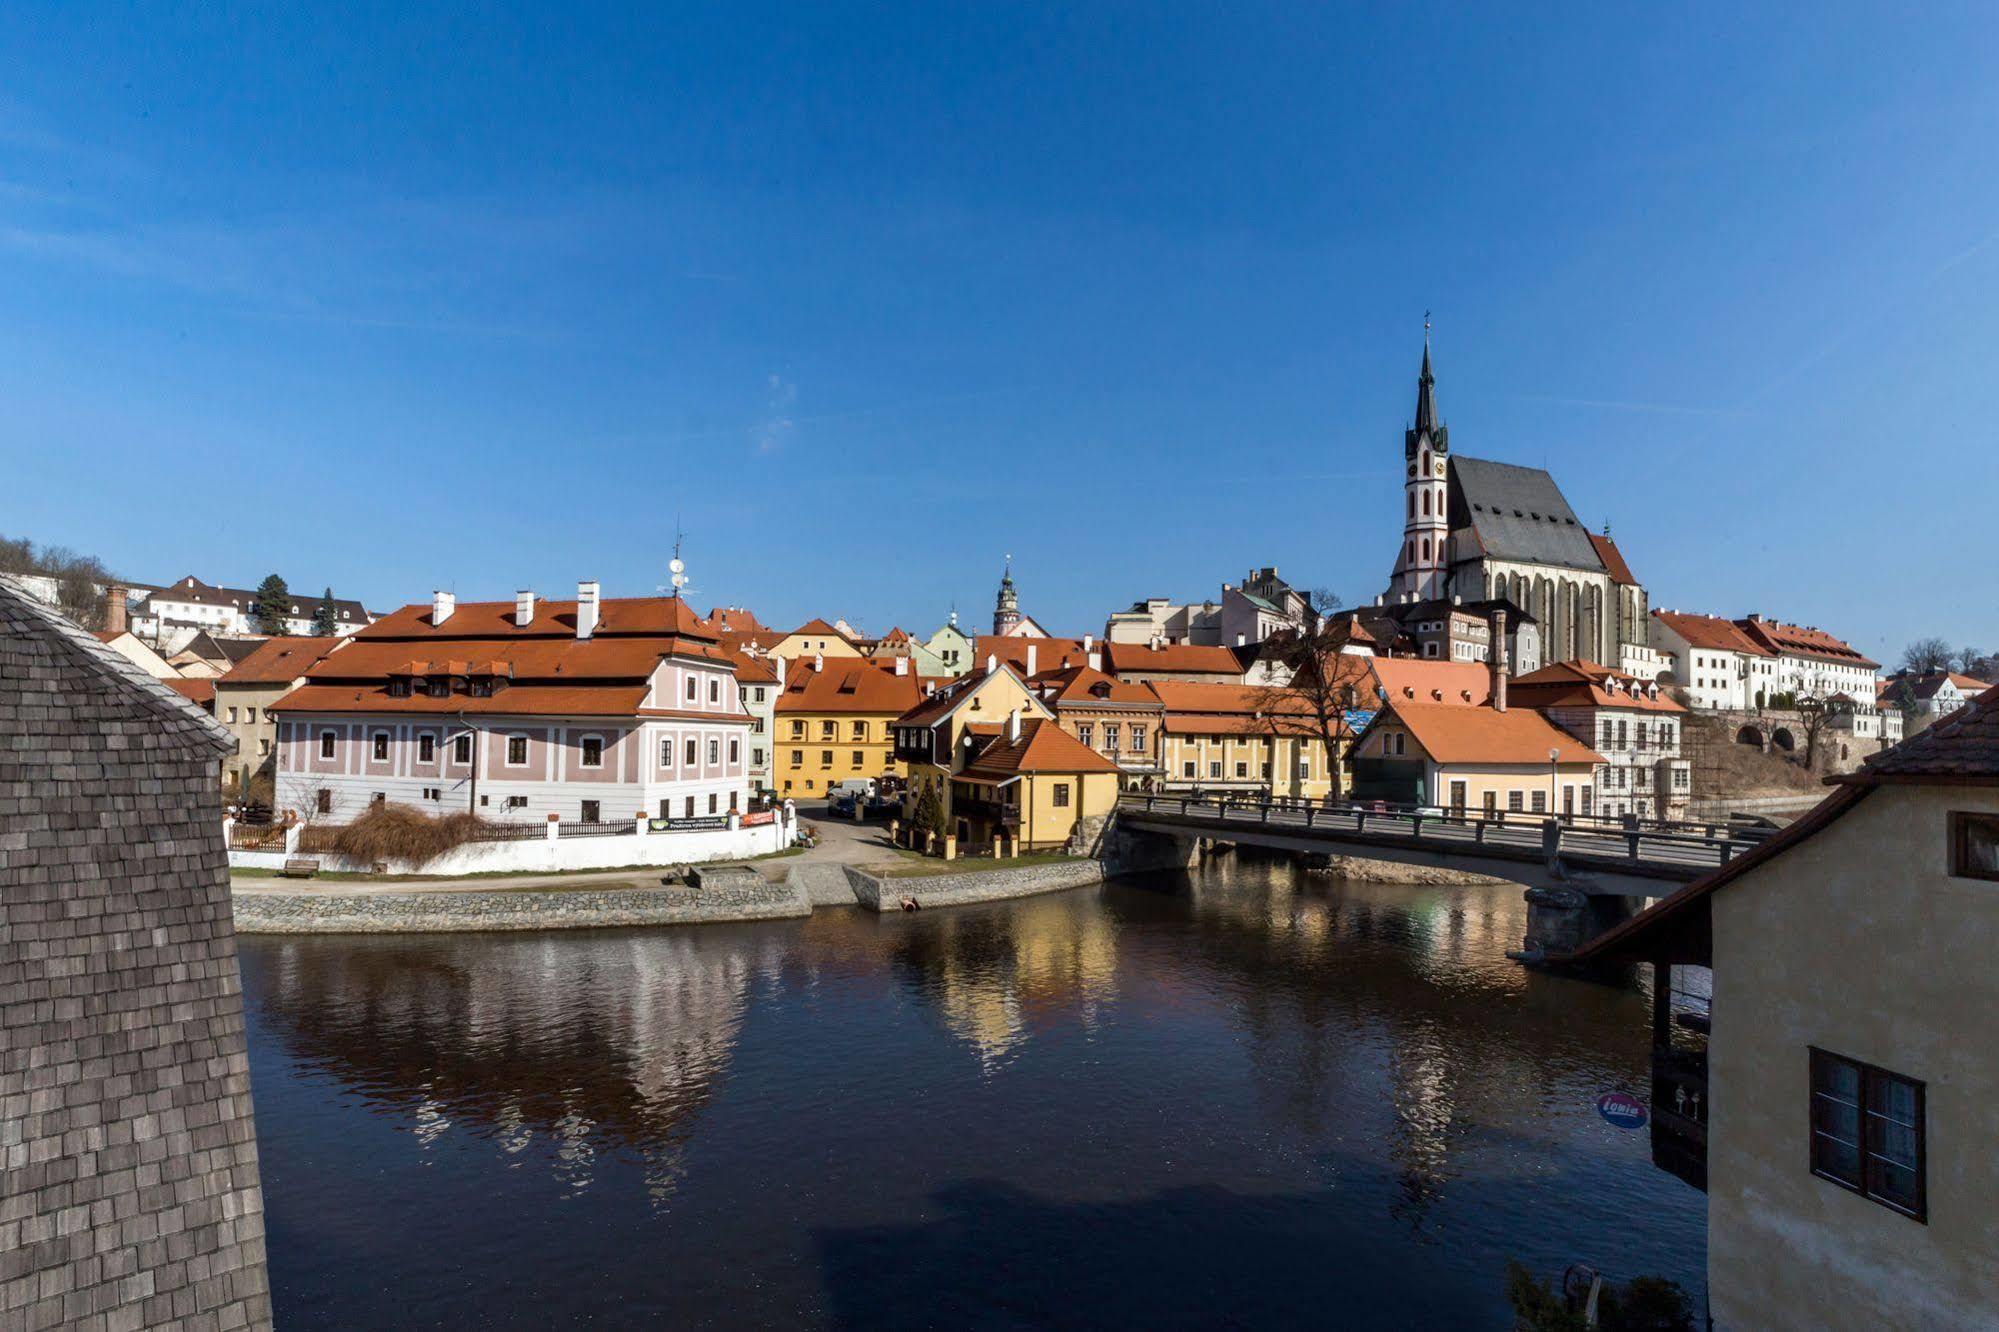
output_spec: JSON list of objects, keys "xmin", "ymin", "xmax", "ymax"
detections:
[
  {"xmin": 1794, "ymin": 691, "xmax": 1845, "ymax": 771},
  {"xmin": 1902, "ymin": 637, "xmax": 1955, "ymax": 674},
  {"xmin": 1261, "ymin": 626, "xmax": 1371, "ymax": 799}
]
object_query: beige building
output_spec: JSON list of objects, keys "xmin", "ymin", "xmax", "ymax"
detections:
[
  {"xmin": 769, "ymin": 618, "xmax": 864, "ymax": 662},
  {"xmin": 1028, "ymin": 664, "xmax": 1165, "ymax": 789},
  {"xmin": 215, "ymin": 635, "xmax": 347, "ymax": 797},
  {"xmin": 1573, "ymin": 684, "xmax": 1999, "ymax": 1330},
  {"xmin": 1150, "ymin": 681, "xmax": 1345, "ymax": 802}
]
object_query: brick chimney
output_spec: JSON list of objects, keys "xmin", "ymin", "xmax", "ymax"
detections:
[
  {"xmin": 104, "ymin": 585, "xmax": 127, "ymax": 636},
  {"xmin": 1026, "ymin": 643, "xmax": 1038, "ymax": 676},
  {"xmin": 515, "ymin": 590, "xmax": 535, "ymax": 627},
  {"xmin": 813, "ymin": 653, "xmax": 824, "ymax": 672},
  {"xmin": 575, "ymin": 580, "xmax": 600, "ymax": 639},
  {"xmin": 1491, "ymin": 607, "xmax": 1510, "ymax": 713},
  {"xmin": 433, "ymin": 590, "xmax": 455, "ymax": 626}
]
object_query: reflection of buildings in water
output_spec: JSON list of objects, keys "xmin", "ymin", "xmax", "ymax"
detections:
[
  {"xmin": 1161, "ymin": 857, "xmax": 1649, "ymax": 1221},
  {"xmin": 896, "ymin": 898, "xmax": 1121, "ymax": 1067},
  {"xmin": 253, "ymin": 931, "xmax": 782, "ymax": 1200}
]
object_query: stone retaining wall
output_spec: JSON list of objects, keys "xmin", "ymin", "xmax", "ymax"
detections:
[
  {"xmin": 849, "ymin": 860, "xmax": 1104, "ymax": 912},
  {"xmin": 233, "ymin": 878, "xmax": 810, "ymax": 934}
]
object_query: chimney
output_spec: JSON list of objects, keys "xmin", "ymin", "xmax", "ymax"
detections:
[
  {"xmin": 894, "ymin": 656, "xmax": 908, "ymax": 676},
  {"xmin": 1026, "ymin": 644, "xmax": 1038, "ymax": 676},
  {"xmin": 986, "ymin": 653, "xmax": 998, "ymax": 675},
  {"xmin": 772, "ymin": 654, "xmax": 786, "ymax": 684},
  {"xmin": 1088, "ymin": 650, "xmax": 1102, "ymax": 672},
  {"xmin": 515, "ymin": 590, "xmax": 535, "ymax": 627},
  {"xmin": 1236, "ymin": 633, "xmax": 1246, "ymax": 647},
  {"xmin": 575, "ymin": 580, "xmax": 600, "ymax": 639},
  {"xmin": 814, "ymin": 653, "xmax": 824, "ymax": 672},
  {"xmin": 1491, "ymin": 608, "xmax": 1510, "ymax": 713},
  {"xmin": 1008, "ymin": 708, "xmax": 1021, "ymax": 742},
  {"xmin": 1083, "ymin": 633, "xmax": 1094, "ymax": 651},
  {"xmin": 433, "ymin": 590, "xmax": 455, "ymax": 626},
  {"xmin": 105, "ymin": 585, "xmax": 127, "ymax": 636}
]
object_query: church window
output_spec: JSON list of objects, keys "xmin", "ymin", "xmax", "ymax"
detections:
[
  {"xmin": 1408, "ymin": 493, "xmax": 1415, "ymax": 518},
  {"xmin": 1421, "ymin": 539, "xmax": 1430, "ymax": 561},
  {"xmin": 1422, "ymin": 491, "xmax": 1431, "ymax": 516}
]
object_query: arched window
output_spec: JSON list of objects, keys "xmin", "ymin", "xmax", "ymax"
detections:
[
  {"xmin": 1421, "ymin": 448, "xmax": 1429, "ymax": 471},
  {"xmin": 1407, "ymin": 541, "xmax": 1415, "ymax": 563},
  {"xmin": 1408, "ymin": 492, "xmax": 1415, "ymax": 518},
  {"xmin": 1421, "ymin": 491, "xmax": 1430, "ymax": 516},
  {"xmin": 1421, "ymin": 538, "xmax": 1430, "ymax": 560}
]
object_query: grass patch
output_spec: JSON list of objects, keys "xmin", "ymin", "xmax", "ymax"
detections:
[{"xmin": 881, "ymin": 849, "xmax": 1089, "ymax": 878}]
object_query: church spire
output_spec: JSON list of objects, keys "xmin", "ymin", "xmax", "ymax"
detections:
[{"xmin": 1414, "ymin": 316, "xmax": 1438, "ymax": 436}]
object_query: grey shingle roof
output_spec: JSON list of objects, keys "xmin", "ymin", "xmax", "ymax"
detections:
[{"xmin": 1447, "ymin": 456, "xmax": 1608, "ymax": 574}]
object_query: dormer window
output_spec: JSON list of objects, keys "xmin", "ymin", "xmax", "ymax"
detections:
[
  {"xmin": 426, "ymin": 676, "xmax": 451, "ymax": 698},
  {"xmin": 387, "ymin": 678, "xmax": 412, "ymax": 698},
  {"xmin": 469, "ymin": 678, "xmax": 495, "ymax": 698}
]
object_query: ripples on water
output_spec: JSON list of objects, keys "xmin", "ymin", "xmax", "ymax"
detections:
[{"xmin": 240, "ymin": 857, "xmax": 1704, "ymax": 1329}]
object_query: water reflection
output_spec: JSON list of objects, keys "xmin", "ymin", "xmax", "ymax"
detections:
[{"xmin": 243, "ymin": 859, "xmax": 1698, "ymax": 1329}]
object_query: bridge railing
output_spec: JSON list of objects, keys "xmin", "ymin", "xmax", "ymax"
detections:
[{"xmin": 1115, "ymin": 791, "xmax": 1759, "ymax": 869}]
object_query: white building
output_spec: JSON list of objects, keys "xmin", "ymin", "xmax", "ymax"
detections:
[
  {"xmin": 1105, "ymin": 567, "xmax": 1315, "ymax": 649},
  {"xmin": 132, "ymin": 575, "xmax": 374, "ymax": 648},
  {"xmin": 1650, "ymin": 611, "xmax": 1782, "ymax": 711},
  {"xmin": 271, "ymin": 583, "xmax": 753, "ymax": 826}
]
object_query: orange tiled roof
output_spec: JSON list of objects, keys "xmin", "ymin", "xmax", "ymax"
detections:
[
  {"xmin": 272, "ymin": 683, "xmax": 653, "ymax": 717},
  {"xmin": 705, "ymin": 606, "xmax": 771, "ymax": 635},
  {"xmin": 776, "ymin": 658, "xmax": 926, "ymax": 714},
  {"xmin": 1650, "ymin": 610, "xmax": 1773, "ymax": 657},
  {"xmin": 1733, "ymin": 616, "xmax": 1878, "ymax": 669},
  {"xmin": 365, "ymin": 594, "xmax": 716, "ymax": 641},
  {"xmin": 1031, "ymin": 665, "xmax": 1161, "ymax": 709},
  {"xmin": 1385, "ymin": 701, "xmax": 1603, "ymax": 766},
  {"xmin": 787, "ymin": 617, "xmax": 853, "ymax": 641},
  {"xmin": 1102, "ymin": 641, "xmax": 1243, "ymax": 676},
  {"xmin": 1587, "ymin": 532, "xmax": 1639, "ymax": 586},
  {"xmin": 1367, "ymin": 658, "xmax": 1493, "ymax": 706},
  {"xmin": 1508, "ymin": 659, "xmax": 1685, "ymax": 713},
  {"xmin": 961, "ymin": 718, "xmax": 1121, "ymax": 779},
  {"xmin": 730, "ymin": 651, "xmax": 780, "ymax": 684},
  {"xmin": 163, "ymin": 677, "xmax": 215, "ymax": 706},
  {"xmin": 972, "ymin": 634, "xmax": 1088, "ymax": 675},
  {"xmin": 217, "ymin": 635, "xmax": 346, "ymax": 685},
  {"xmin": 1148, "ymin": 681, "xmax": 1334, "ymax": 738}
]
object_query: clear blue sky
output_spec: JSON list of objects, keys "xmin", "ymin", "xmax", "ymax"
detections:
[{"xmin": 4, "ymin": 5, "xmax": 1995, "ymax": 661}]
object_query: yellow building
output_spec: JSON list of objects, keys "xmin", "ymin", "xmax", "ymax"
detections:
[
  {"xmin": 1029, "ymin": 664, "xmax": 1165, "ymax": 789},
  {"xmin": 894, "ymin": 664, "xmax": 1121, "ymax": 853},
  {"xmin": 772, "ymin": 656, "xmax": 924, "ymax": 797},
  {"xmin": 1149, "ymin": 681, "xmax": 1345, "ymax": 802},
  {"xmin": 770, "ymin": 617, "xmax": 864, "ymax": 662}
]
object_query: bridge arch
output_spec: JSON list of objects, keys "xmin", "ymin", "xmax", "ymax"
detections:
[
  {"xmin": 1735, "ymin": 724, "xmax": 1767, "ymax": 750},
  {"xmin": 1771, "ymin": 726, "xmax": 1797, "ymax": 753}
]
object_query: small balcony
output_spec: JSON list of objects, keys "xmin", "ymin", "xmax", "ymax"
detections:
[{"xmin": 951, "ymin": 793, "xmax": 1021, "ymax": 827}]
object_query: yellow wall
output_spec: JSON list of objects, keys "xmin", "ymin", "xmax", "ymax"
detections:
[
  {"xmin": 771, "ymin": 631, "xmax": 862, "ymax": 661},
  {"xmin": 1158, "ymin": 730, "xmax": 1340, "ymax": 800},
  {"xmin": 1355, "ymin": 721, "xmax": 1593, "ymax": 815},
  {"xmin": 773, "ymin": 711, "xmax": 898, "ymax": 796}
]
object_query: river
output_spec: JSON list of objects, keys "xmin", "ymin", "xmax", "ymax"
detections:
[{"xmin": 240, "ymin": 858, "xmax": 1705, "ymax": 1329}]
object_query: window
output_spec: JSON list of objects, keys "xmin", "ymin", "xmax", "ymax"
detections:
[
  {"xmin": 1235, "ymin": 762, "xmax": 1248, "ymax": 779},
  {"xmin": 754, "ymin": 688, "xmax": 766, "ymax": 704},
  {"xmin": 1508, "ymin": 791, "xmax": 1524, "ymax": 812},
  {"xmin": 506, "ymin": 795, "xmax": 528, "ymax": 810},
  {"xmin": 423, "ymin": 787, "xmax": 440, "ymax": 801},
  {"xmin": 426, "ymin": 676, "xmax": 450, "ymax": 699},
  {"xmin": 1811, "ymin": 1049, "xmax": 1925, "ymax": 1220},
  {"xmin": 418, "ymin": 734, "xmax": 435, "ymax": 763},
  {"xmin": 708, "ymin": 793, "xmax": 718, "ymax": 814},
  {"xmin": 685, "ymin": 739, "xmax": 697, "ymax": 766},
  {"xmin": 226, "ymin": 706, "xmax": 239, "ymax": 723},
  {"xmin": 258, "ymin": 738, "xmax": 270, "ymax": 756},
  {"xmin": 1949, "ymin": 812, "xmax": 1999, "ymax": 881},
  {"xmin": 1183, "ymin": 761, "xmax": 1196, "ymax": 777},
  {"xmin": 852, "ymin": 721, "xmax": 867, "ymax": 740},
  {"xmin": 388, "ymin": 678, "xmax": 411, "ymax": 698},
  {"xmin": 685, "ymin": 796, "xmax": 695, "ymax": 817},
  {"xmin": 1052, "ymin": 782, "xmax": 1071, "ymax": 808},
  {"xmin": 821, "ymin": 750, "xmax": 833, "ymax": 767},
  {"xmin": 319, "ymin": 731, "xmax": 336, "ymax": 759},
  {"xmin": 791, "ymin": 750, "xmax": 802, "ymax": 767},
  {"xmin": 1209, "ymin": 761, "xmax": 1223, "ymax": 779},
  {"xmin": 1580, "ymin": 788, "xmax": 1592, "ymax": 816},
  {"xmin": 790, "ymin": 720, "xmax": 805, "ymax": 739},
  {"xmin": 372, "ymin": 732, "xmax": 390, "ymax": 762},
  {"xmin": 821, "ymin": 720, "xmax": 836, "ymax": 740},
  {"xmin": 1531, "ymin": 790, "xmax": 1546, "ymax": 813},
  {"xmin": 753, "ymin": 748, "xmax": 764, "ymax": 766},
  {"xmin": 1601, "ymin": 719, "xmax": 1615, "ymax": 747},
  {"xmin": 1483, "ymin": 791, "xmax": 1497, "ymax": 816},
  {"xmin": 709, "ymin": 679, "xmax": 720, "ymax": 703},
  {"xmin": 1104, "ymin": 726, "xmax": 1120, "ymax": 752},
  {"xmin": 704, "ymin": 738, "xmax": 717, "ymax": 765},
  {"xmin": 1131, "ymin": 724, "xmax": 1146, "ymax": 753},
  {"xmin": 661, "ymin": 739, "xmax": 674, "ymax": 765},
  {"xmin": 581, "ymin": 736, "xmax": 603, "ymax": 767},
  {"xmin": 686, "ymin": 677, "xmax": 698, "ymax": 701},
  {"xmin": 851, "ymin": 750, "xmax": 863, "ymax": 767},
  {"xmin": 316, "ymin": 789, "xmax": 331, "ymax": 815},
  {"xmin": 1077, "ymin": 723, "xmax": 1094, "ymax": 747},
  {"xmin": 508, "ymin": 735, "xmax": 528, "ymax": 765},
  {"xmin": 729, "ymin": 738, "xmax": 740, "ymax": 764},
  {"xmin": 454, "ymin": 735, "xmax": 471, "ymax": 764},
  {"xmin": 580, "ymin": 799, "xmax": 599, "ymax": 823}
]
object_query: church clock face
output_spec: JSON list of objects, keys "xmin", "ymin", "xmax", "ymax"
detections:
[
  {"xmin": 1407, "ymin": 464, "xmax": 1417, "ymax": 478},
  {"xmin": 1434, "ymin": 461, "xmax": 1446, "ymax": 478}
]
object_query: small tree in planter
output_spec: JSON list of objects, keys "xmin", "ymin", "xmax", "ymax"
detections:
[{"xmin": 912, "ymin": 783, "xmax": 946, "ymax": 854}]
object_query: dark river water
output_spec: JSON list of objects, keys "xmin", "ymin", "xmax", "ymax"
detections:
[{"xmin": 239, "ymin": 859, "xmax": 1704, "ymax": 1329}]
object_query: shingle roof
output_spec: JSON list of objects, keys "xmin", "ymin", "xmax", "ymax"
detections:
[
  {"xmin": 1032, "ymin": 665, "xmax": 1162, "ymax": 709},
  {"xmin": 367, "ymin": 595, "xmax": 715, "ymax": 641},
  {"xmin": 1368, "ymin": 658, "xmax": 1494, "ymax": 706},
  {"xmin": 1446, "ymin": 456, "xmax": 1607, "ymax": 574},
  {"xmin": 961, "ymin": 718, "xmax": 1120, "ymax": 778}
]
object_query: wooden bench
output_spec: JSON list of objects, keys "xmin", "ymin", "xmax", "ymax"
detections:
[{"xmin": 279, "ymin": 858, "xmax": 320, "ymax": 880}]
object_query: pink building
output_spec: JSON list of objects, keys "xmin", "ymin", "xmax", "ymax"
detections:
[{"xmin": 271, "ymin": 582, "xmax": 753, "ymax": 826}]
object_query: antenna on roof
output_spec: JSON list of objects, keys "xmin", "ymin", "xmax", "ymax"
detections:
[{"xmin": 660, "ymin": 517, "xmax": 696, "ymax": 601}]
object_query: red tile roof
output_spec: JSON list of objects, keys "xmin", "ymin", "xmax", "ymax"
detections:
[
  {"xmin": 1148, "ymin": 681, "xmax": 1334, "ymax": 737},
  {"xmin": 1383, "ymin": 701, "xmax": 1603, "ymax": 766},
  {"xmin": 1733, "ymin": 616, "xmax": 1877, "ymax": 669},
  {"xmin": 217, "ymin": 635, "xmax": 346, "ymax": 685},
  {"xmin": 787, "ymin": 617, "xmax": 854, "ymax": 642},
  {"xmin": 1367, "ymin": 658, "xmax": 1493, "ymax": 706},
  {"xmin": 776, "ymin": 659, "xmax": 928, "ymax": 714},
  {"xmin": 163, "ymin": 677, "xmax": 215, "ymax": 707},
  {"xmin": 705, "ymin": 606, "xmax": 771, "ymax": 635},
  {"xmin": 1031, "ymin": 665, "xmax": 1161, "ymax": 709},
  {"xmin": 1587, "ymin": 532, "xmax": 1639, "ymax": 586},
  {"xmin": 366, "ymin": 595, "xmax": 716, "ymax": 642},
  {"xmin": 973, "ymin": 634, "xmax": 1089, "ymax": 675},
  {"xmin": 961, "ymin": 718, "xmax": 1121, "ymax": 779},
  {"xmin": 1508, "ymin": 659, "xmax": 1685, "ymax": 713},
  {"xmin": 730, "ymin": 651, "xmax": 780, "ymax": 685},
  {"xmin": 275, "ymin": 684, "xmax": 650, "ymax": 716},
  {"xmin": 1101, "ymin": 641, "xmax": 1243, "ymax": 677},
  {"xmin": 1650, "ymin": 610, "xmax": 1773, "ymax": 656}
]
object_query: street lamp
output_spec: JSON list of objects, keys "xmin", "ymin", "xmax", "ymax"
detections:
[{"xmin": 1548, "ymin": 746, "xmax": 1561, "ymax": 821}]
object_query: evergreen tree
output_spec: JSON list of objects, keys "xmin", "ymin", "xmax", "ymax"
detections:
[
  {"xmin": 252, "ymin": 574, "xmax": 291, "ymax": 635},
  {"xmin": 311, "ymin": 588, "xmax": 340, "ymax": 637}
]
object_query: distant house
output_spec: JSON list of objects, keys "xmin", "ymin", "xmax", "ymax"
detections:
[
  {"xmin": 132, "ymin": 574, "xmax": 374, "ymax": 647},
  {"xmin": 1025, "ymin": 664, "xmax": 1166, "ymax": 789},
  {"xmin": 1150, "ymin": 680, "xmax": 1346, "ymax": 802},
  {"xmin": 1101, "ymin": 640, "xmax": 1247, "ymax": 684},
  {"xmin": 771, "ymin": 617, "xmax": 864, "ymax": 661},
  {"xmin": 1567, "ymin": 684, "xmax": 1999, "ymax": 1329},
  {"xmin": 1508, "ymin": 659, "xmax": 1691, "ymax": 821},
  {"xmin": 1878, "ymin": 670, "xmax": 1993, "ymax": 729},
  {"xmin": 923, "ymin": 614, "xmax": 977, "ymax": 676},
  {"xmin": 867, "ymin": 625, "xmax": 951, "ymax": 678},
  {"xmin": 215, "ymin": 635, "xmax": 347, "ymax": 796},
  {"xmin": 772, "ymin": 653, "xmax": 931, "ymax": 798}
]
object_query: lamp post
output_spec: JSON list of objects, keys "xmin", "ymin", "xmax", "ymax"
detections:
[{"xmin": 1548, "ymin": 747, "xmax": 1561, "ymax": 821}]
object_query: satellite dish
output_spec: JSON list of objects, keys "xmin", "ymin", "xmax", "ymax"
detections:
[
  {"xmin": 671, "ymin": 573, "xmax": 688, "ymax": 588},
  {"xmin": 668, "ymin": 558, "xmax": 685, "ymax": 574}
]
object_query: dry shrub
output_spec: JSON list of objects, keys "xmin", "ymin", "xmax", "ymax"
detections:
[{"xmin": 328, "ymin": 803, "xmax": 508, "ymax": 867}]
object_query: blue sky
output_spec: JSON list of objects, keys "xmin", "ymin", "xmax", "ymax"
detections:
[{"xmin": 3, "ymin": 5, "xmax": 1995, "ymax": 661}]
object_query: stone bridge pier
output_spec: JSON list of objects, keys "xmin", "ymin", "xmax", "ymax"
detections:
[{"xmin": 1096, "ymin": 815, "xmax": 1201, "ymax": 878}]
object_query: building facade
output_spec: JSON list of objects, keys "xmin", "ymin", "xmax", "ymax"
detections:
[
  {"xmin": 272, "ymin": 584, "xmax": 752, "ymax": 825},
  {"xmin": 1509, "ymin": 660, "xmax": 1692, "ymax": 820},
  {"xmin": 1027, "ymin": 664, "xmax": 1166, "ymax": 789},
  {"xmin": 131, "ymin": 574, "xmax": 373, "ymax": 645},
  {"xmin": 772, "ymin": 654, "xmax": 927, "ymax": 797},
  {"xmin": 1150, "ymin": 680, "xmax": 1344, "ymax": 802},
  {"xmin": 215, "ymin": 635, "xmax": 347, "ymax": 797}
]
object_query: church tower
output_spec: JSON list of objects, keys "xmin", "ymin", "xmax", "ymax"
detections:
[
  {"xmin": 993, "ymin": 558, "xmax": 1021, "ymax": 636},
  {"xmin": 1394, "ymin": 327, "xmax": 1451, "ymax": 600}
]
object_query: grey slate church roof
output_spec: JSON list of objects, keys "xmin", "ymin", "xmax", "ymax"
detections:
[{"xmin": 1446, "ymin": 456, "xmax": 1608, "ymax": 575}]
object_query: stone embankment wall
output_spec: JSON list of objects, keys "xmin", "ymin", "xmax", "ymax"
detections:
[
  {"xmin": 1304, "ymin": 854, "xmax": 1512, "ymax": 886},
  {"xmin": 1, "ymin": 581, "xmax": 272, "ymax": 1330},
  {"xmin": 847, "ymin": 860, "xmax": 1104, "ymax": 912},
  {"xmin": 229, "ymin": 815, "xmax": 789, "ymax": 876},
  {"xmin": 235, "ymin": 875, "xmax": 809, "ymax": 934}
]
